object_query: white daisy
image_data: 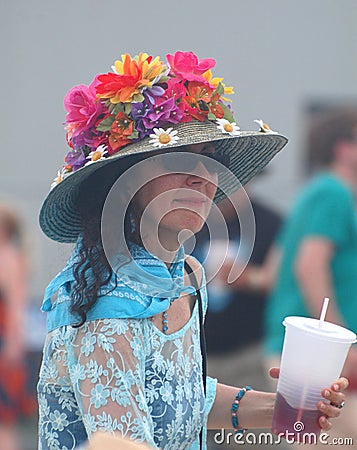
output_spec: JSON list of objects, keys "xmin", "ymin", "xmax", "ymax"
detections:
[
  {"xmin": 85, "ymin": 145, "xmax": 108, "ymax": 165},
  {"xmin": 216, "ymin": 118, "xmax": 240, "ymax": 136},
  {"xmin": 254, "ymin": 119, "xmax": 277, "ymax": 134},
  {"xmin": 50, "ymin": 168, "xmax": 70, "ymax": 190},
  {"xmin": 149, "ymin": 127, "xmax": 180, "ymax": 147}
]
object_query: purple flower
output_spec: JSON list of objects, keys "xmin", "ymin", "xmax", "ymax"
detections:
[
  {"xmin": 64, "ymin": 149, "xmax": 87, "ymax": 170},
  {"xmin": 72, "ymin": 129, "xmax": 94, "ymax": 148},
  {"xmin": 144, "ymin": 85, "xmax": 165, "ymax": 104},
  {"xmin": 131, "ymin": 96, "xmax": 156, "ymax": 138},
  {"xmin": 142, "ymin": 97, "xmax": 183, "ymax": 128}
]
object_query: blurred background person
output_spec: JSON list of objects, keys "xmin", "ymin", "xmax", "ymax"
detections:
[
  {"xmin": 232, "ymin": 108, "xmax": 357, "ymax": 447},
  {"xmin": 0, "ymin": 204, "xmax": 36, "ymax": 450}
]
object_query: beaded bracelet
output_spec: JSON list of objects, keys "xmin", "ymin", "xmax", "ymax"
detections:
[{"xmin": 231, "ymin": 386, "xmax": 252, "ymax": 434}]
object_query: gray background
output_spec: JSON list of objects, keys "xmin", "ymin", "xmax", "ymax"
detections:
[{"xmin": 1, "ymin": 0, "xmax": 357, "ymax": 301}]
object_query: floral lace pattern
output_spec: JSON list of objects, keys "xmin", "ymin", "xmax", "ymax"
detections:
[{"xmin": 38, "ymin": 306, "xmax": 215, "ymax": 449}]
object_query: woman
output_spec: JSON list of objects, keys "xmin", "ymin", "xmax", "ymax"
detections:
[{"xmin": 38, "ymin": 51, "xmax": 347, "ymax": 450}]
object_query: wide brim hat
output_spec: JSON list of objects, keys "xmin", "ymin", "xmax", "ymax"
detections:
[
  {"xmin": 40, "ymin": 120, "xmax": 287, "ymax": 243},
  {"xmin": 39, "ymin": 51, "xmax": 288, "ymax": 243}
]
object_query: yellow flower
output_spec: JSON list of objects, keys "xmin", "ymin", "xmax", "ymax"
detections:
[{"xmin": 203, "ymin": 70, "xmax": 234, "ymax": 101}]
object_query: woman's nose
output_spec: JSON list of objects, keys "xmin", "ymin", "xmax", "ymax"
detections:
[{"xmin": 186, "ymin": 161, "xmax": 217, "ymax": 185}]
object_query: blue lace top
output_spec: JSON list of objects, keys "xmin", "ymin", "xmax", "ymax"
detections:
[{"xmin": 38, "ymin": 242, "xmax": 217, "ymax": 450}]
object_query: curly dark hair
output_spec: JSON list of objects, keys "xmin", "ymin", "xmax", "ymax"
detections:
[{"xmin": 70, "ymin": 155, "xmax": 143, "ymax": 327}]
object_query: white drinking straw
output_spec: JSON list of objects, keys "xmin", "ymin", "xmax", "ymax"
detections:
[{"xmin": 319, "ymin": 297, "xmax": 330, "ymax": 328}]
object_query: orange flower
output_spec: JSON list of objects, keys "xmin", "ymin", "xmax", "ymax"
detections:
[{"xmin": 96, "ymin": 53, "xmax": 165, "ymax": 104}]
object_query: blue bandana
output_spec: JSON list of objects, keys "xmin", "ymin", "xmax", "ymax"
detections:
[{"xmin": 41, "ymin": 241, "xmax": 197, "ymax": 332}]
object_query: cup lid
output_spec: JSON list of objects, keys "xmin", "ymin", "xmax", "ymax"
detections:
[{"xmin": 283, "ymin": 316, "xmax": 357, "ymax": 344}]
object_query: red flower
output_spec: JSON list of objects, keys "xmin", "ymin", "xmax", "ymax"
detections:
[
  {"xmin": 111, "ymin": 112, "xmax": 134, "ymax": 136},
  {"xmin": 163, "ymin": 78, "xmax": 187, "ymax": 101},
  {"xmin": 96, "ymin": 73, "xmax": 139, "ymax": 104},
  {"xmin": 108, "ymin": 134, "xmax": 131, "ymax": 153},
  {"xmin": 186, "ymin": 82, "xmax": 214, "ymax": 104},
  {"xmin": 209, "ymin": 93, "xmax": 225, "ymax": 119},
  {"xmin": 107, "ymin": 112, "xmax": 134, "ymax": 153},
  {"xmin": 182, "ymin": 97, "xmax": 208, "ymax": 122},
  {"xmin": 166, "ymin": 51, "xmax": 216, "ymax": 82}
]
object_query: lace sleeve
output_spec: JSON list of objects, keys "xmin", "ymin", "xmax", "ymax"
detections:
[{"xmin": 66, "ymin": 318, "xmax": 159, "ymax": 449}]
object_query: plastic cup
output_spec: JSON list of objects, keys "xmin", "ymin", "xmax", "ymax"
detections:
[{"xmin": 272, "ymin": 316, "xmax": 356, "ymax": 440}]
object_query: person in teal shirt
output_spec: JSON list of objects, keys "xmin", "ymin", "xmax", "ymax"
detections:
[
  {"xmin": 264, "ymin": 108, "xmax": 357, "ymax": 447},
  {"xmin": 265, "ymin": 172, "xmax": 357, "ymax": 355}
]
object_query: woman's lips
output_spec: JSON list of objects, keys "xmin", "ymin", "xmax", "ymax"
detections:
[{"xmin": 173, "ymin": 198, "xmax": 207, "ymax": 206}]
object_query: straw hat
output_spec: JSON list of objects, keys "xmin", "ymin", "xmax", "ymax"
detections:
[{"xmin": 39, "ymin": 51, "xmax": 288, "ymax": 243}]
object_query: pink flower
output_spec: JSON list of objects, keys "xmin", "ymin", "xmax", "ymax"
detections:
[
  {"xmin": 166, "ymin": 51, "xmax": 216, "ymax": 82},
  {"xmin": 64, "ymin": 79, "xmax": 103, "ymax": 132}
]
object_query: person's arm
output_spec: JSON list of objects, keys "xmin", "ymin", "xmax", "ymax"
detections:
[
  {"xmin": 207, "ymin": 383, "xmax": 275, "ymax": 429},
  {"xmin": 294, "ymin": 237, "xmax": 344, "ymax": 324},
  {"xmin": 207, "ymin": 375, "xmax": 348, "ymax": 431}
]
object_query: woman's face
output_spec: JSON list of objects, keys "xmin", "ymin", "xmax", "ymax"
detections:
[{"xmin": 133, "ymin": 143, "xmax": 219, "ymax": 240}]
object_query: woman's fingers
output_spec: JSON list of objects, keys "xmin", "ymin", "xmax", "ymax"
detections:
[
  {"xmin": 330, "ymin": 377, "xmax": 349, "ymax": 393},
  {"xmin": 269, "ymin": 367, "xmax": 280, "ymax": 379},
  {"xmin": 319, "ymin": 415, "xmax": 332, "ymax": 431},
  {"xmin": 317, "ymin": 377, "xmax": 348, "ymax": 427},
  {"xmin": 318, "ymin": 401, "xmax": 342, "ymax": 419}
]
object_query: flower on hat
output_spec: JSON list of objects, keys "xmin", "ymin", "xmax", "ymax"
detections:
[
  {"xmin": 50, "ymin": 168, "xmax": 71, "ymax": 190},
  {"xmin": 216, "ymin": 118, "xmax": 240, "ymax": 136},
  {"xmin": 149, "ymin": 128, "xmax": 180, "ymax": 147},
  {"xmin": 85, "ymin": 145, "xmax": 108, "ymax": 165},
  {"xmin": 97, "ymin": 53, "xmax": 167, "ymax": 104},
  {"xmin": 53, "ymin": 51, "xmax": 239, "ymax": 187},
  {"xmin": 254, "ymin": 119, "xmax": 277, "ymax": 134},
  {"xmin": 202, "ymin": 70, "xmax": 234, "ymax": 101},
  {"xmin": 166, "ymin": 51, "xmax": 215, "ymax": 82},
  {"xmin": 64, "ymin": 82, "xmax": 104, "ymax": 134}
]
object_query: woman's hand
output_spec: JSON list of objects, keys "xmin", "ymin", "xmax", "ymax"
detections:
[{"xmin": 269, "ymin": 367, "xmax": 349, "ymax": 430}]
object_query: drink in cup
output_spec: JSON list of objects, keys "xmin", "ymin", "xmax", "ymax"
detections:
[{"xmin": 272, "ymin": 316, "xmax": 356, "ymax": 439}]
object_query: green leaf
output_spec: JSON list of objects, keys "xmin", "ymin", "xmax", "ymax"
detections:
[
  {"xmin": 96, "ymin": 115, "xmax": 115, "ymax": 132},
  {"xmin": 111, "ymin": 103, "xmax": 125, "ymax": 116},
  {"xmin": 220, "ymin": 103, "xmax": 235, "ymax": 123},
  {"xmin": 123, "ymin": 103, "xmax": 132, "ymax": 115},
  {"xmin": 129, "ymin": 130, "xmax": 139, "ymax": 140},
  {"xmin": 207, "ymin": 111, "xmax": 216, "ymax": 121},
  {"xmin": 133, "ymin": 93, "xmax": 145, "ymax": 103},
  {"xmin": 213, "ymin": 82, "xmax": 224, "ymax": 97}
]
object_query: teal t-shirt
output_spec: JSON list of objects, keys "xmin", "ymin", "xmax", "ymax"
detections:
[{"xmin": 264, "ymin": 173, "xmax": 357, "ymax": 355}]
